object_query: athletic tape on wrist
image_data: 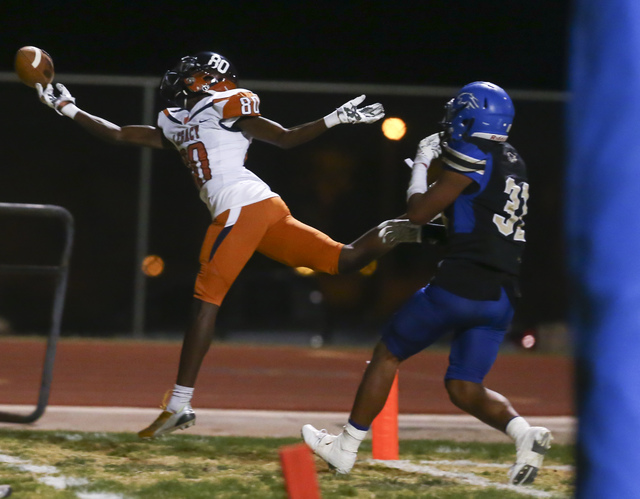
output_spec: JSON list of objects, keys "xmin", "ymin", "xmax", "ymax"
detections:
[
  {"xmin": 60, "ymin": 103, "xmax": 79, "ymax": 119},
  {"xmin": 414, "ymin": 154, "xmax": 432, "ymax": 166},
  {"xmin": 323, "ymin": 110, "xmax": 340, "ymax": 128},
  {"xmin": 407, "ymin": 162, "xmax": 428, "ymax": 200}
]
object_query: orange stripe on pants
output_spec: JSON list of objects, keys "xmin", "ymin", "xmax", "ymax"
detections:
[{"xmin": 194, "ymin": 197, "xmax": 343, "ymax": 305}]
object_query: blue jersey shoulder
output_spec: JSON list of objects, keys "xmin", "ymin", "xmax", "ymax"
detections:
[{"xmin": 441, "ymin": 139, "xmax": 489, "ymax": 186}]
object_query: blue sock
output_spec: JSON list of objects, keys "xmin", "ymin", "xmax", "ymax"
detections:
[{"xmin": 348, "ymin": 418, "xmax": 370, "ymax": 432}]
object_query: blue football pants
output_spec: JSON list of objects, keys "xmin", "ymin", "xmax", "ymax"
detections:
[{"xmin": 381, "ymin": 284, "xmax": 514, "ymax": 383}]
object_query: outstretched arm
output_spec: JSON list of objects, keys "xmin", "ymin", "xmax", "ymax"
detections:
[
  {"xmin": 36, "ymin": 83, "xmax": 167, "ymax": 150},
  {"xmin": 406, "ymin": 170, "xmax": 472, "ymax": 225},
  {"xmin": 236, "ymin": 116, "xmax": 327, "ymax": 149},
  {"xmin": 236, "ymin": 94, "xmax": 384, "ymax": 149}
]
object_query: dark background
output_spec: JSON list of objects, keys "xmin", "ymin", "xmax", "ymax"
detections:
[
  {"xmin": 2, "ymin": 2, "xmax": 569, "ymax": 89},
  {"xmin": 0, "ymin": 1, "xmax": 570, "ymax": 341}
]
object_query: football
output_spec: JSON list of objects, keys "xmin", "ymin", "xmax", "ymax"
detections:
[{"xmin": 14, "ymin": 46, "xmax": 55, "ymax": 88}]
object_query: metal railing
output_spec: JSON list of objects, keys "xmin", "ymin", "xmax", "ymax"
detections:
[{"xmin": 0, "ymin": 203, "xmax": 74, "ymax": 423}]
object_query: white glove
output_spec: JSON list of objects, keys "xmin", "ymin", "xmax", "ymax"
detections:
[
  {"xmin": 377, "ymin": 219, "xmax": 422, "ymax": 245},
  {"xmin": 36, "ymin": 83, "xmax": 79, "ymax": 118},
  {"xmin": 324, "ymin": 94, "xmax": 385, "ymax": 128},
  {"xmin": 405, "ymin": 132, "xmax": 443, "ymax": 200},
  {"xmin": 414, "ymin": 132, "xmax": 443, "ymax": 167}
]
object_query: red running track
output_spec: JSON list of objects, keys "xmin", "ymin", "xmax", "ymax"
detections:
[{"xmin": 0, "ymin": 337, "xmax": 573, "ymax": 416}]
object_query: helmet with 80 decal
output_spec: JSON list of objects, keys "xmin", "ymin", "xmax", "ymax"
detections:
[
  {"xmin": 160, "ymin": 51, "xmax": 239, "ymax": 107},
  {"xmin": 440, "ymin": 81, "xmax": 514, "ymax": 142}
]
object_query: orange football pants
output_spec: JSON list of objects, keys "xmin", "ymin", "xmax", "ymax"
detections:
[{"xmin": 194, "ymin": 196, "xmax": 344, "ymax": 305}]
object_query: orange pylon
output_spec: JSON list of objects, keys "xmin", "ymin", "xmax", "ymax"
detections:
[
  {"xmin": 371, "ymin": 371, "xmax": 399, "ymax": 460},
  {"xmin": 279, "ymin": 443, "xmax": 321, "ymax": 499}
]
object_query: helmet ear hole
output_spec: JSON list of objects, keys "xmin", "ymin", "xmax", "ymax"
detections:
[{"xmin": 462, "ymin": 118, "xmax": 475, "ymax": 137}]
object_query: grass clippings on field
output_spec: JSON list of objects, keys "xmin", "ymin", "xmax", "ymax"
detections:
[{"xmin": 0, "ymin": 429, "xmax": 574, "ymax": 498}]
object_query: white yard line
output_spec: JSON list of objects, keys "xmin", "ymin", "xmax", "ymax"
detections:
[
  {"xmin": 76, "ymin": 493, "xmax": 124, "ymax": 499},
  {"xmin": 0, "ymin": 405, "xmax": 576, "ymax": 444},
  {"xmin": 370, "ymin": 459, "xmax": 558, "ymax": 498},
  {"xmin": 0, "ymin": 453, "xmax": 123, "ymax": 499},
  {"xmin": 417, "ymin": 458, "xmax": 573, "ymax": 472}
]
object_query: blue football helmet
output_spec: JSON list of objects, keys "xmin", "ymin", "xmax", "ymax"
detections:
[{"xmin": 441, "ymin": 81, "xmax": 514, "ymax": 142}]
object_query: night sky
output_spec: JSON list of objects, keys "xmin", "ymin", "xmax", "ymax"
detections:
[{"xmin": 3, "ymin": 2, "xmax": 570, "ymax": 90}]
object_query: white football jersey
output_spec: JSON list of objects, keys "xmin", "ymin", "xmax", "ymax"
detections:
[{"xmin": 157, "ymin": 88, "xmax": 278, "ymax": 219}]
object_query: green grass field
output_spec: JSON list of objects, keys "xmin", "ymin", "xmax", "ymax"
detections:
[{"xmin": 0, "ymin": 429, "xmax": 574, "ymax": 498}]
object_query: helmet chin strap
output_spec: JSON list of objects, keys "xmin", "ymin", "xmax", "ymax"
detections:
[
  {"xmin": 210, "ymin": 78, "xmax": 236, "ymax": 92},
  {"xmin": 180, "ymin": 89, "xmax": 211, "ymax": 109},
  {"xmin": 179, "ymin": 90, "xmax": 189, "ymax": 109},
  {"xmin": 178, "ymin": 76, "xmax": 235, "ymax": 108}
]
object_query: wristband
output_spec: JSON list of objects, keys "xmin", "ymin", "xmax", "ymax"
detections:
[
  {"xmin": 323, "ymin": 110, "xmax": 340, "ymax": 128},
  {"xmin": 406, "ymin": 162, "xmax": 428, "ymax": 200},
  {"xmin": 59, "ymin": 103, "xmax": 79, "ymax": 119}
]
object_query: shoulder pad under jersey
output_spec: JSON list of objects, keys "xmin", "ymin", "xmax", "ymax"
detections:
[
  {"xmin": 158, "ymin": 107, "xmax": 185, "ymax": 126},
  {"xmin": 441, "ymin": 139, "xmax": 488, "ymax": 174},
  {"xmin": 212, "ymin": 88, "xmax": 261, "ymax": 120}
]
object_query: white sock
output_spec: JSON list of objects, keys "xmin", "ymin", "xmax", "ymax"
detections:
[
  {"xmin": 340, "ymin": 422, "xmax": 368, "ymax": 453},
  {"xmin": 166, "ymin": 384, "xmax": 194, "ymax": 413},
  {"xmin": 506, "ymin": 416, "xmax": 531, "ymax": 442}
]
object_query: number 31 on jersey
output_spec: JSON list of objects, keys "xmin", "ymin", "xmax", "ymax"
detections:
[{"xmin": 493, "ymin": 177, "xmax": 529, "ymax": 242}]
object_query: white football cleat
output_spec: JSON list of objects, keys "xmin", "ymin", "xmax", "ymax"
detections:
[
  {"xmin": 302, "ymin": 424, "xmax": 357, "ymax": 474},
  {"xmin": 138, "ymin": 404, "xmax": 196, "ymax": 439},
  {"xmin": 509, "ymin": 426, "xmax": 553, "ymax": 485}
]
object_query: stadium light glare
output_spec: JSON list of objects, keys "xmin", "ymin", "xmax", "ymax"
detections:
[
  {"xmin": 382, "ymin": 117, "xmax": 406, "ymax": 141},
  {"xmin": 141, "ymin": 255, "xmax": 165, "ymax": 277},
  {"xmin": 521, "ymin": 333, "xmax": 536, "ymax": 349}
]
